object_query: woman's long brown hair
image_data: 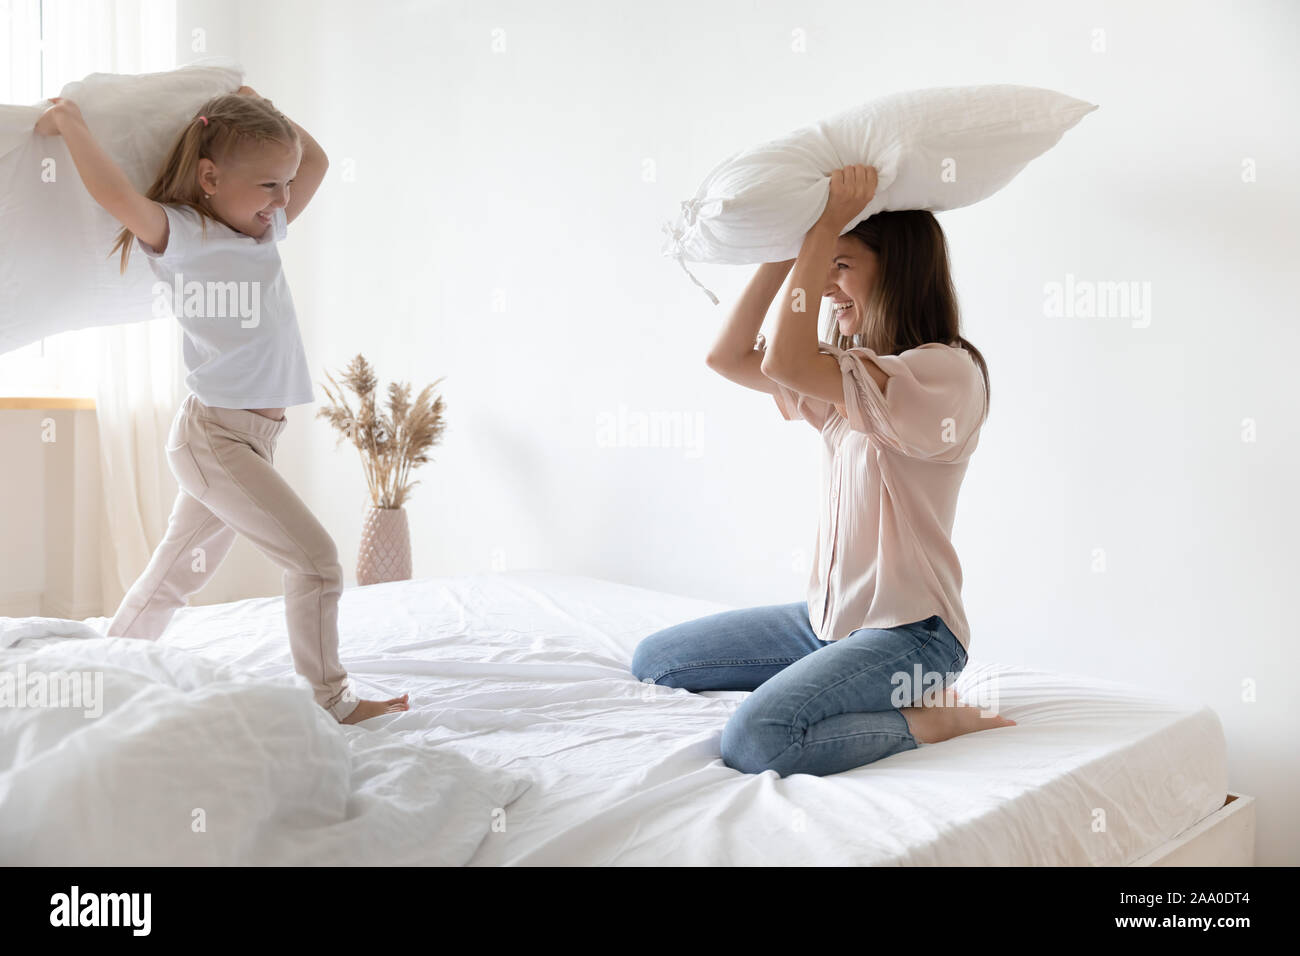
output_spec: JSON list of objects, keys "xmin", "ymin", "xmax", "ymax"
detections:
[
  {"xmin": 109, "ymin": 93, "xmax": 299, "ymax": 273},
  {"xmin": 828, "ymin": 210, "xmax": 990, "ymax": 424}
]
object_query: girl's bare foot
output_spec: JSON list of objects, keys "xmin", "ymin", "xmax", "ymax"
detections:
[
  {"xmin": 341, "ymin": 693, "xmax": 410, "ymax": 724},
  {"xmin": 900, "ymin": 686, "xmax": 1016, "ymax": 745}
]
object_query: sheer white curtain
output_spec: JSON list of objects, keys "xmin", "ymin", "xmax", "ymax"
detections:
[
  {"xmin": 89, "ymin": 320, "xmax": 187, "ymax": 615},
  {"xmin": 0, "ymin": 0, "xmax": 186, "ymax": 614}
]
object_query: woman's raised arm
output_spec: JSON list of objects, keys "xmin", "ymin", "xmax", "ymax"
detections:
[{"xmin": 704, "ymin": 259, "xmax": 796, "ymax": 395}]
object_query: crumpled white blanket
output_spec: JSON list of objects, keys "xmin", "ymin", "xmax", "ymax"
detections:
[
  {"xmin": 0, "ymin": 617, "xmax": 530, "ymax": 865},
  {"xmin": 0, "ymin": 57, "xmax": 243, "ymax": 354}
]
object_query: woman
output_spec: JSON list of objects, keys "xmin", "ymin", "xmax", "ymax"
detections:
[{"xmin": 631, "ymin": 165, "xmax": 1015, "ymax": 776}]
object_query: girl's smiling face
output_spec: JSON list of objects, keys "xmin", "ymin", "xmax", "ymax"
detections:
[
  {"xmin": 196, "ymin": 139, "xmax": 301, "ymax": 237},
  {"xmin": 823, "ymin": 234, "xmax": 879, "ymax": 338}
]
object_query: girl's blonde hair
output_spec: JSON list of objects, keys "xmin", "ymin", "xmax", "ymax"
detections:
[{"xmin": 110, "ymin": 93, "xmax": 300, "ymax": 273}]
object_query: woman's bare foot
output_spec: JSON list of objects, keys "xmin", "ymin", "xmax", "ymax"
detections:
[
  {"xmin": 900, "ymin": 686, "xmax": 1016, "ymax": 745},
  {"xmin": 341, "ymin": 694, "xmax": 410, "ymax": 724}
]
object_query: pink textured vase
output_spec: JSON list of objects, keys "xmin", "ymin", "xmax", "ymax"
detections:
[{"xmin": 357, "ymin": 506, "xmax": 412, "ymax": 586}]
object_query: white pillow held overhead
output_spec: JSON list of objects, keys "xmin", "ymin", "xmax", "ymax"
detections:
[
  {"xmin": 0, "ymin": 57, "xmax": 244, "ymax": 355},
  {"xmin": 662, "ymin": 84, "xmax": 1098, "ymax": 303}
]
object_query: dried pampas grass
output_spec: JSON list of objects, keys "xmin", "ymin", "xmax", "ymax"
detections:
[{"xmin": 317, "ymin": 354, "xmax": 447, "ymax": 509}]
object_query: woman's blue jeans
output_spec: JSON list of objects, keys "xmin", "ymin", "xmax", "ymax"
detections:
[{"xmin": 630, "ymin": 601, "xmax": 969, "ymax": 777}]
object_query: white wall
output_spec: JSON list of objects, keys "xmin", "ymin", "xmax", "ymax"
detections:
[
  {"xmin": 0, "ymin": 408, "xmax": 101, "ymax": 619},
  {"xmin": 0, "ymin": 413, "xmax": 46, "ymax": 613},
  {"xmin": 175, "ymin": 0, "xmax": 1298, "ymax": 863}
]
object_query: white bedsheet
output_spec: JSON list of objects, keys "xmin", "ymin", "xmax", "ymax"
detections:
[
  {"xmin": 3, "ymin": 571, "xmax": 1228, "ymax": 865},
  {"xmin": 0, "ymin": 618, "xmax": 529, "ymax": 865}
]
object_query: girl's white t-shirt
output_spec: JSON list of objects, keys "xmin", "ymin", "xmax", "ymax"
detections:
[{"xmin": 136, "ymin": 203, "xmax": 315, "ymax": 408}]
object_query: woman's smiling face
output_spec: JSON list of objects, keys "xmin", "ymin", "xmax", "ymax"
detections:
[
  {"xmin": 823, "ymin": 234, "xmax": 879, "ymax": 338},
  {"xmin": 197, "ymin": 139, "xmax": 301, "ymax": 238}
]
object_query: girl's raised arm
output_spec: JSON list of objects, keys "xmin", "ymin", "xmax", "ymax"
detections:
[
  {"xmin": 282, "ymin": 118, "xmax": 327, "ymax": 225},
  {"xmin": 34, "ymin": 97, "xmax": 168, "ymax": 252}
]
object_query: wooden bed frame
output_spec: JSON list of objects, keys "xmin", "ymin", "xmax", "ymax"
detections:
[{"xmin": 1128, "ymin": 792, "xmax": 1256, "ymax": 866}]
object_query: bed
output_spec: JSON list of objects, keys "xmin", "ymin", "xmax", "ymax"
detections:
[{"xmin": 0, "ymin": 570, "xmax": 1250, "ymax": 866}]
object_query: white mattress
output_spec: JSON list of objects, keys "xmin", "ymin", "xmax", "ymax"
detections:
[{"xmin": 8, "ymin": 571, "xmax": 1228, "ymax": 865}]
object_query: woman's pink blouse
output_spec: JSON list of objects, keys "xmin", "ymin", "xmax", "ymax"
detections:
[{"xmin": 771, "ymin": 341, "xmax": 986, "ymax": 651}]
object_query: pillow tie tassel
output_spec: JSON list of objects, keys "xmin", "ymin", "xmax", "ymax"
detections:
[{"xmin": 660, "ymin": 199, "xmax": 720, "ymax": 305}]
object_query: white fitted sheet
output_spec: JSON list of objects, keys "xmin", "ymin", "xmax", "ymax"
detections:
[{"xmin": 74, "ymin": 570, "xmax": 1226, "ymax": 865}]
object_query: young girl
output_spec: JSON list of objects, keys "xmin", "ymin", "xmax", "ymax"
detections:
[
  {"xmin": 35, "ymin": 87, "xmax": 408, "ymax": 724},
  {"xmin": 633, "ymin": 165, "xmax": 1015, "ymax": 776}
]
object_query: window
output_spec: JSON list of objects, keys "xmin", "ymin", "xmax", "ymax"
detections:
[{"xmin": 0, "ymin": 0, "xmax": 176, "ymax": 398}]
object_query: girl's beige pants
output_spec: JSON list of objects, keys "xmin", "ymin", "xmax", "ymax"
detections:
[{"xmin": 107, "ymin": 393, "xmax": 359, "ymax": 722}]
